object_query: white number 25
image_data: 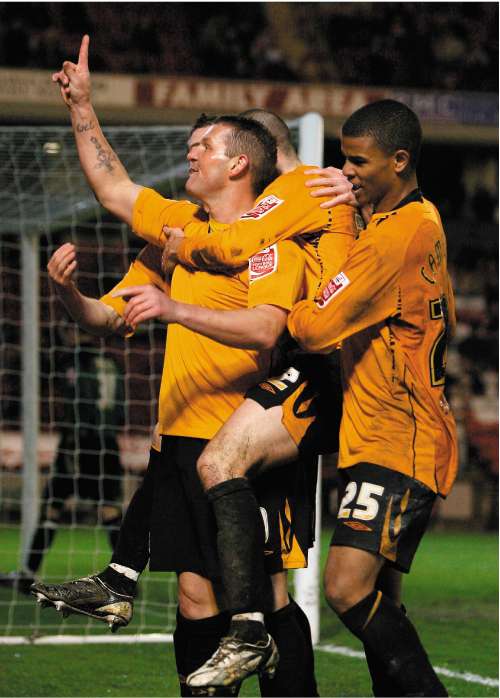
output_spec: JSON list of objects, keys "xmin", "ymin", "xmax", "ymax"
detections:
[{"xmin": 338, "ymin": 481, "xmax": 385, "ymax": 521}]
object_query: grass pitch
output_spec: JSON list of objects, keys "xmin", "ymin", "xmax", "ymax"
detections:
[{"xmin": 0, "ymin": 526, "xmax": 497, "ymax": 697}]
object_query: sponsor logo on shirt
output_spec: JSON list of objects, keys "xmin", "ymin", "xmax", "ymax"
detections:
[
  {"xmin": 240, "ymin": 195, "xmax": 284, "ymax": 220},
  {"xmin": 249, "ymin": 244, "xmax": 278, "ymax": 283},
  {"xmin": 316, "ymin": 272, "xmax": 350, "ymax": 308}
]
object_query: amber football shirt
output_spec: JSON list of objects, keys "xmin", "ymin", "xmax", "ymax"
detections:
[
  {"xmin": 132, "ymin": 166, "xmax": 358, "ymax": 272},
  {"xmin": 288, "ymin": 191, "xmax": 458, "ymax": 496},
  {"xmin": 100, "ymin": 244, "xmax": 169, "ymax": 318},
  {"xmin": 132, "ymin": 190, "xmax": 309, "ymax": 438}
]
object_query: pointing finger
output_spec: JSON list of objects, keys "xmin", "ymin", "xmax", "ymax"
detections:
[{"xmin": 78, "ymin": 35, "xmax": 90, "ymax": 69}]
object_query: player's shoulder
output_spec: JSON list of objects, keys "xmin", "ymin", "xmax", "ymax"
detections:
[
  {"xmin": 370, "ymin": 190, "xmax": 442, "ymax": 237},
  {"xmin": 258, "ymin": 164, "xmax": 310, "ymax": 199},
  {"xmin": 136, "ymin": 187, "xmax": 199, "ymax": 213},
  {"xmin": 248, "ymin": 239, "xmax": 304, "ymax": 281},
  {"xmin": 276, "ymin": 237, "xmax": 306, "ymax": 259},
  {"xmin": 240, "ymin": 166, "xmax": 309, "ymax": 221},
  {"xmin": 250, "ymin": 238, "xmax": 304, "ymax": 261}
]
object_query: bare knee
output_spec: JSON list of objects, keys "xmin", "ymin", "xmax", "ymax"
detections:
[
  {"xmin": 324, "ymin": 547, "xmax": 382, "ymax": 615},
  {"xmin": 324, "ymin": 569, "xmax": 370, "ymax": 614},
  {"xmin": 196, "ymin": 440, "xmax": 246, "ymax": 491},
  {"xmin": 178, "ymin": 572, "xmax": 219, "ymax": 620},
  {"xmin": 197, "ymin": 447, "xmax": 226, "ymax": 491}
]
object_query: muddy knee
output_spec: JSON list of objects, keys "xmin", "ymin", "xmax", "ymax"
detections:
[{"xmin": 196, "ymin": 442, "xmax": 245, "ymax": 491}]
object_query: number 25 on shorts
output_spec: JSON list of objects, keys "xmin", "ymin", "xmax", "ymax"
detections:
[{"xmin": 338, "ymin": 482, "xmax": 385, "ymax": 521}]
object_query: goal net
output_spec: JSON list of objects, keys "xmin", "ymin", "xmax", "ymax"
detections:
[{"xmin": 0, "ymin": 115, "xmax": 324, "ymax": 643}]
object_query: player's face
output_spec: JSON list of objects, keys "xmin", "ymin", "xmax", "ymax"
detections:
[
  {"xmin": 185, "ymin": 124, "xmax": 234, "ymax": 201},
  {"xmin": 341, "ymin": 135, "xmax": 397, "ymax": 212}
]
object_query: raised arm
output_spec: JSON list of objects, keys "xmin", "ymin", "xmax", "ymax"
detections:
[
  {"xmin": 52, "ymin": 35, "xmax": 142, "ymax": 226},
  {"xmin": 47, "ymin": 243, "xmax": 125, "ymax": 336}
]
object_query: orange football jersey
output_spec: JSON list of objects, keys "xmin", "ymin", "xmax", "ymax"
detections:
[
  {"xmin": 131, "ymin": 166, "xmax": 358, "ymax": 272},
  {"xmin": 132, "ymin": 189, "xmax": 311, "ymax": 438},
  {"xmin": 100, "ymin": 243, "xmax": 169, "ymax": 318},
  {"xmin": 288, "ymin": 191, "xmax": 458, "ymax": 496},
  {"xmin": 106, "ymin": 185, "xmax": 357, "ymax": 441}
]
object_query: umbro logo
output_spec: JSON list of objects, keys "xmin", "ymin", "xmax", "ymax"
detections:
[{"xmin": 342, "ymin": 521, "xmax": 372, "ymax": 532}]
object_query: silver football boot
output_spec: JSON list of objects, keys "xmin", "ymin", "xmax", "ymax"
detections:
[
  {"xmin": 30, "ymin": 575, "xmax": 133, "ymax": 632},
  {"xmin": 187, "ymin": 632, "xmax": 279, "ymax": 695}
]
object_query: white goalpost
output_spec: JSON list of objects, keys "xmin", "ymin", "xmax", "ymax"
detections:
[
  {"xmin": 0, "ymin": 113, "xmax": 325, "ymax": 645},
  {"xmin": 294, "ymin": 112, "xmax": 325, "ymax": 646}
]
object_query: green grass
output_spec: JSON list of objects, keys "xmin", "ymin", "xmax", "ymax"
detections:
[{"xmin": 0, "ymin": 526, "xmax": 497, "ymax": 697}]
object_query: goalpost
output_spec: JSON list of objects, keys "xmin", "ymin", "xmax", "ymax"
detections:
[{"xmin": 0, "ymin": 113, "xmax": 324, "ymax": 644}]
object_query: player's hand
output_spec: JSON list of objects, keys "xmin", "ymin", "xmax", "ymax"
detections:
[
  {"xmin": 52, "ymin": 34, "xmax": 91, "ymax": 109},
  {"xmin": 305, "ymin": 167, "xmax": 357, "ymax": 208},
  {"xmin": 47, "ymin": 242, "xmax": 78, "ymax": 287},
  {"xmin": 112, "ymin": 284, "xmax": 178, "ymax": 329},
  {"xmin": 161, "ymin": 226, "xmax": 185, "ymax": 275}
]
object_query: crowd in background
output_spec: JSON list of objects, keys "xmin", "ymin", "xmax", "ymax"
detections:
[
  {"xmin": 0, "ymin": 2, "xmax": 497, "ymax": 92},
  {"xmin": 447, "ymin": 243, "xmax": 498, "ymax": 530}
]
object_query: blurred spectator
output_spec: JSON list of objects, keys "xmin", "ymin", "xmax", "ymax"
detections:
[
  {"xmin": 0, "ymin": 2, "xmax": 497, "ymax": 92},
  {"xmin": 446, "ymin": 239, "xmax": 498, "ymax": 530},
  {"xmin": 463, "ymin": 368, "xmax": 498, "ymax": 531}
]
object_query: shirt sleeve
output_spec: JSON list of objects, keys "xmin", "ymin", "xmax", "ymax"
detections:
[
  {"xmin": 132, "ymin": 188, "xmax": 208, "ymax": 246},
  {"xmin": 176, "ymin": 168, "xmax": 357, "ymax": 272},
  {"xmin": 288, "ymin": 227, "xmax": 404, "ymax": 353},
  {"xmin": 247, "ymin": 241, "xmax": 306, "ymax": 311},
  {"xmin": 100, "ymin": 248, "xmax": 170, "ymax": 318}
]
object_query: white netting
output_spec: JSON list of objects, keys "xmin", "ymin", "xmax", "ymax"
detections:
[
  {"xmin": 0, "ymin": 125, "xmax": 193, "ymax": 639},
  {"xmin": 0, "ymin": 118, "xmax": 321, "ymax": 642}
]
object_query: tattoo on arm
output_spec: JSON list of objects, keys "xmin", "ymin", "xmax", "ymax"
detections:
[
  {"xmin": 90, "ymin": 136, "xmax": 117, "ymax": 173},
  {"xmin": 76, "ymin": 120, "xmax": 95, "ymax": 133}
]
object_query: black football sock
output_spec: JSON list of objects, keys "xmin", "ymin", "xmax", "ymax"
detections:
[
  {"xmin": 228, "ymin": 618, "xmax": 267, "ymax": 643},
  {"xmin": 364, "ymin": 604, "xmax": 408, "ymax": 697},
  {"xmin": 104, "ymin": 514, "xmax": 122, "ymax": 551},
  {"xmin": 174, "ymin": 608, "xmax": 240, "ymax": 697},
  {"xmin": 111, "ymin": 466, "xmax": 155, "ymax": 573},
  {"xmin": 340, "ymin": 591, "xmax": 447, "ymax": 697},
  {"xmin": 26, "ymin": 521, "xmax": 58, "ymax": 574},
  {"xmin": 207, "ymin": 478, "xmax": 273, "ymax": 617},
  {"xmin": 287, "ymin": 596, "xmax": 319, "ymax": 697},
  {"xmin": 98, "ymin": 566, "xmax": 137, "ymax": 597},
  {"xmin": 259, "ymin": 599, "xmax": 319, "ymax": 697}
]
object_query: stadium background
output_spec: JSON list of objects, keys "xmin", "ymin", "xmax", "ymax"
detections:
[{"xmin": 0, "ymin": 3, "xmax": 498, "ymax": 697}]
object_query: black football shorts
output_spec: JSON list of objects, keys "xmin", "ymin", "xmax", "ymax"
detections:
[
  {"xmin": 331, "ymin": 462, "xmax": 436, "ymax": 573},
  {"xmin": 245, "ymin": 364, "xmax": 342, "ymax": 458},
  {"xmin": 148, "ymin": 435, "xmax": 317, "ymax": 578}
]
